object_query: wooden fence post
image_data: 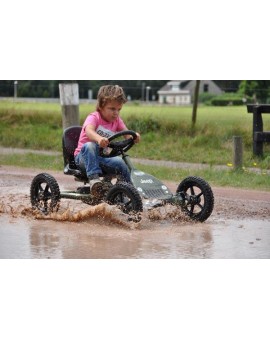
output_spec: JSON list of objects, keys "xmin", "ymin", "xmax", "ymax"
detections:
[
  {"xmin": 233, "ymin": 136, "xmax": 243, "ymax": 169},
  {"xmin": 59, "ymin": 83, "xmax": 80, "ymax": 130}
]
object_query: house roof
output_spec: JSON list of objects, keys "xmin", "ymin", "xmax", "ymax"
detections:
[
  {"xmin": 158, "ymin": 80, "xmax": 222, "ymax": 94},
  {"xmin": 158, "ymin": 80, "xmax": 191, "ymax": 94},
  {"xmin": 158, "ymin": 80, "xmax": 190, "ymax": 92}
]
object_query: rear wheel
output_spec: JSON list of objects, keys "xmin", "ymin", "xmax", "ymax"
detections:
[
  {"xmin": 106, "ymin": 182, "xmax": 143, "ymax": 222},
  {"xmin": 30, "ymin": 173, "xmax": 61, "ymax": 214},
  {"xmin": 176, "ymin": 176, "xmax": 214, "ymax": 222}
]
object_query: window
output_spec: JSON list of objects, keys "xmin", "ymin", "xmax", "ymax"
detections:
[{"xmin": 203, "ymin": 84, "xmax": 209, "ymax": 92}]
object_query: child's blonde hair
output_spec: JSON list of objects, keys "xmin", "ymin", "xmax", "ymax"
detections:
[{"xmin": 96, "ymin": 85, "xmax": 127, "ymax": 112}]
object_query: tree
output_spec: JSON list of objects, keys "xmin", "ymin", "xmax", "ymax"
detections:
[{"xmin": 238, "ymin": 80, "xmax": 270, "ymax": 103}]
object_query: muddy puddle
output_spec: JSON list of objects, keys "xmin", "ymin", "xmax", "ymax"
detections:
[
  {"xmin": 0, "ymin": 166, "xmax": 269, "ymax": 259},
  {"xmin": 1, "ymin": 198, "xmax": 269, "ymax": 259}
]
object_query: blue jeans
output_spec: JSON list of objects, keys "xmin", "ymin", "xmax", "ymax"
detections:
[{"xmin": 75, "ymin": 142, "xmax": 131, "ymax": 182}]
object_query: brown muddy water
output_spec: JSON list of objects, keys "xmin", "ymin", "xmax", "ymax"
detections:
[
  {"xmin": 0, "ymin": 166, "xmax": 269, "ymax": 259},
  {"xmin": 0, "ymin": 202, "xmax": 269, "ymax": 259}
]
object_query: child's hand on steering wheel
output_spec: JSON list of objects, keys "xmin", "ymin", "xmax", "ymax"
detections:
[
  {"xmin": 134, "ymin": 132, "xmax": 141, "ymax": 143},
  {"xmin": 98, "ymin": 137, "xmax": 109, "ymax": 148}
]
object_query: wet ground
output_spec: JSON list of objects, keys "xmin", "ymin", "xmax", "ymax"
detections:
[{"xmin": 0, "ymin": 165, "xmax": 269, "ymax": 259}]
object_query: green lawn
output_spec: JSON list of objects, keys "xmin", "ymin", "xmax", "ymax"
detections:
[{"xmin": 0, "ymin": 100, "xmax": 270, "ymax": 190}]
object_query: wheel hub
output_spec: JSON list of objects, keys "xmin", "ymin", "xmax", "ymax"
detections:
[{"xmin": 189, "ymin": 194, "xmax": 201, "ymax": 205}]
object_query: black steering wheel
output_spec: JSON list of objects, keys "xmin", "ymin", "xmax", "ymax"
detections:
[{"xmin": 99, "ymin": 130, "xmax": 137, "ymax": 158}]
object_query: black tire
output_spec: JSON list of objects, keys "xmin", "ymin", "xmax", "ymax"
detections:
[
  {"xmin": 30, "ymin": 173, "xmax": 61, "ymax": 214},
  {"xmin": 176, "ymin": 176, "xmax": 214, "ymax": 222},
  {"xmin": 106, "ymin": 182, "xmax": 143, "ymax": 222}
]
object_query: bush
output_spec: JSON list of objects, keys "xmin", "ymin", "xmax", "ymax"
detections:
[
  {"xmin": 211, "ymin": 94, "xmax": 246, "ymax": 106},
  {"xmin": 198, "ymin": 93, "xmax": 217, "ymax": 105},
  {"xmin": 125, "ymin": 115, "xmax": 161, "ymax": 133}
]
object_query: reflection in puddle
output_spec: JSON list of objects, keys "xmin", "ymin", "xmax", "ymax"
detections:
[{"xmin": 1, "ymin": 211, "xmax": 270, "ymax": 258}]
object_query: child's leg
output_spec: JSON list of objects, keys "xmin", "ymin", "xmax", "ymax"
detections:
[
  {"xmin": 75, "ymin": 142, "xmax": 131, "ymax": 182},
  {"xmin": 75, "ymin": 142, "xmax": 102, "ymax": 178},
  {"xmin": 100, "ymin": 156, "xmax": 131, "ymax": 182}
]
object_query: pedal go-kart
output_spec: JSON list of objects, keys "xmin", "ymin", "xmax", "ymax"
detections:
[{"xmin": 30, "ymin": 127, "xmax": 214, "ymax": 222}]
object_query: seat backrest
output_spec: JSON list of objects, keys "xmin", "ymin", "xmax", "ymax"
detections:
[{"xmin": 62, "ymin": 126, "xmax": 82, "ymax": 168}]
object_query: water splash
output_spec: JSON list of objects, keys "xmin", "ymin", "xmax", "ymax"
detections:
[
  {"xmin": 1, "ymin": 195, "xmax": 192, "ymax": 228},
  {"xmin": 146, "ymin": 204, "xmax": 191, "ymax": 222},
  {"xmin": 33, "ymin": 202, "xmax": 141, "ymax": 229}
]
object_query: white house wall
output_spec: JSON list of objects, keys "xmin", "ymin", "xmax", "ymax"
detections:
[
  {"xmin": 159, "ymin": 94, "xmax": 191, "ymax": 105},
  {"xmin": 158, "ymin": 80, "xmax": 223, "ymax": 105}
]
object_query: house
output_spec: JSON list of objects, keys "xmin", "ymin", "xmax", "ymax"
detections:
[{"xmin": 157, "ymin": 80, "xmax": 223, "ymax": 105}]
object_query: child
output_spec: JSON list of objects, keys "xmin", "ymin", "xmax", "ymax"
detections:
[{"xmin": 74, "ymin": 85, "xmax": 140, "ymax": 197}]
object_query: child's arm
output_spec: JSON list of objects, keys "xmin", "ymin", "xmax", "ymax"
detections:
[{"xmin": 85, "ymin": 124, "xmax": 109, "ymax": 148}]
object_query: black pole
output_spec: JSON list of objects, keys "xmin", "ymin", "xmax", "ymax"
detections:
[{"xmin": 192, "ymin": 80, "xmax": 200, "ymax": 127}]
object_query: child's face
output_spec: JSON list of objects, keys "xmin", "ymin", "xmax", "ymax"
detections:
[{"xmin": 100, "ymin": 100, "xmax": 123, "ymax": 122}]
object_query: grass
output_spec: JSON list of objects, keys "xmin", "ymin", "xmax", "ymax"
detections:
[
  {"xmin": 0, "ymin": 99, "xmax": 270, "ymax": 190},
  {"xmin": 0, "ymin": 152, "xmax": 269, "ymax": 191},
  {"xmin": 0, "ymin": 153, "xmax": 63, "ymax": 171},
  {"xmin": 136, "ymin": 164, "xmax": 270, "ymax": 191}
]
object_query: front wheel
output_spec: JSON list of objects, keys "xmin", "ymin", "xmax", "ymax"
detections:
[
  {"xmin": 106, "ymin": 182, "xmax": 143, "ymax": 222},
  {"xmin": 176, "ymin": 176, "xmax": 214, "ymax": 222},
  {"xmin": 30, "ymin": 173, "xmax": 61, "ymax": 214}
]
